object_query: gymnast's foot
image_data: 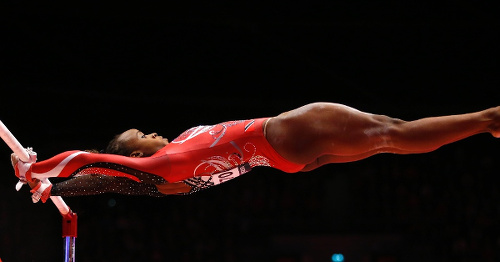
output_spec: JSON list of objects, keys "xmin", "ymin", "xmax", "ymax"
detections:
[{"xmin": 487, "ymin": 106, "xmax": 500, "ymax": 138}]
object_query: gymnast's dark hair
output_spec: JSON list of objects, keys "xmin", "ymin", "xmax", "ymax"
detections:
[
  {"xmin": 85, "ymin": 134, "xmax": 134, "ymax": 156},
  {"xmin": 104, "ymin": 134, "xmax": 134, "ymax": 156}
]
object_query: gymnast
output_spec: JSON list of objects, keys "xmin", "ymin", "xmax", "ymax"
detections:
[{"xmin": 10, "ymin": 102, "xmax": 500, "ymax": 203}]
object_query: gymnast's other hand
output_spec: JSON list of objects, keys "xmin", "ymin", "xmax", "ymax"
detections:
[
  {"xmin": 10, "ymin": 155, "xmax": 52, "ymax": 203},
  {"xmin": 29, "ymin": 178, "xmax": 52, "ymax": 203}
]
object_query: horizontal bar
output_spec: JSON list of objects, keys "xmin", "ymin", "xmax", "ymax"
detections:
[{"xmin": 0, "ymin": 120, "xmax": 70, "ymax": 215}]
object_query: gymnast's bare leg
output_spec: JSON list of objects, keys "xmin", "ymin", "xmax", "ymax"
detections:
[{"xmin": 265, "ymin": 102, "xmax": 500, "ymax": 171}]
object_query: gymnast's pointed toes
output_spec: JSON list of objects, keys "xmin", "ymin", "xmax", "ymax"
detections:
[
  {"xmin": 488, "ymin": 124, "xmax": 500, "ymax": 138},
  {"xmin": 491, "ymin": 129, "xmax": 500, "ymax": 138}
]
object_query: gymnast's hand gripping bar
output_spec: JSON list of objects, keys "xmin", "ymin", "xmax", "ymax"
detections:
[
  {"xmin": 0, "ymin": 120, "xmax": 71, "ymax": 215},
  {"xmin": 1, "ymin": 120, "xmax": 78, "ymax": 262}
]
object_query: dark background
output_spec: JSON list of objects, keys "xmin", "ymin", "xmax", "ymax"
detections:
[{"xmin": 1, "ymin": 2, "xmax": 500, "ymax": 261}]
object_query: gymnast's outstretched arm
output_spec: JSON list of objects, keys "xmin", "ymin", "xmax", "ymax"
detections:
[
  {"xmin": 48, "ymin": 175, "xmax": 197, "ymax": 197},
  {"xmin": 12, "ymin": 152, "xmax": 198, "ymax": 200},
  {"xmin": 50, "ymin": 175, "xmax": 166, "ymax": 197},
  {"xmin": 18, "ymin": 150, "xmax": 171, "ymax": 184}
]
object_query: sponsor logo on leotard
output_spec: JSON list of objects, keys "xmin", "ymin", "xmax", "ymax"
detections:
[{"xmin": 244, "ymin": 120, "xmax": 255, "ymax": 132}]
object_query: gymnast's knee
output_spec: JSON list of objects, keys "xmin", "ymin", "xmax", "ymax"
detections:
[
  {"xmin": 372, "ymin": 114, "xmax": 406, "ymax": 125},
  {"xmin": 368, "ymin": 114, "xmax": 408, "ymax": 144}
]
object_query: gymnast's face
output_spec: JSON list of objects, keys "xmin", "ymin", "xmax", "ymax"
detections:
[{"xmin": 119, "ymin": 129, "xmax": 169, "ymax": 157}]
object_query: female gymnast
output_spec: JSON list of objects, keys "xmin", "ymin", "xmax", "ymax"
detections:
[{"xmin": 10, "ymin": 102, "xmax": 500, "ymax": 203}]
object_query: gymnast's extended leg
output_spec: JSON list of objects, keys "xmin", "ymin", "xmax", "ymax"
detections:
[{"xmin": 265, "ymin": 102, "xmax": 500, "ymax": 170}]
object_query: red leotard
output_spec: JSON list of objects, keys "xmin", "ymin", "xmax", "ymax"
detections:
[{"xmin": 27, "ymin": 118, "xmax": 305, "ymax": 183}]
